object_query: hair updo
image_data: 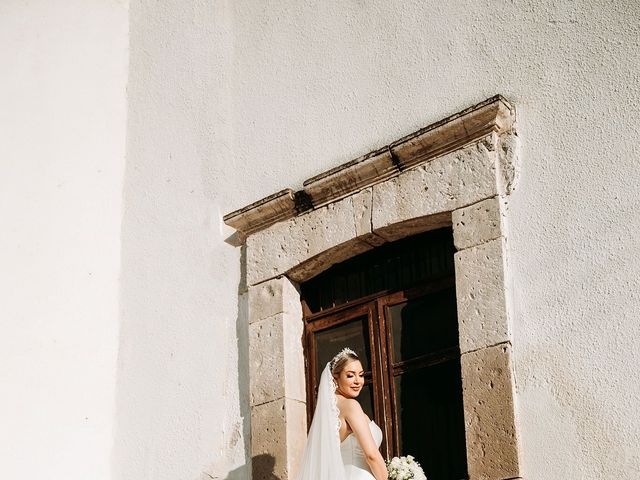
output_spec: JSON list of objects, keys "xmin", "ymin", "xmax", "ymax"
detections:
[{"xmin": 330, "ymin": 347, "xmax": 360, "ymax": 376}]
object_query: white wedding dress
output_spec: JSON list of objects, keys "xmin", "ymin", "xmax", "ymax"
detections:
[
  {"xmin": 295, "ymin": 362, "xmax": 384, "ymax": 480},
  {"xmin": 340, "ymin": 419, "xmax": 383, "ymax": 480}
]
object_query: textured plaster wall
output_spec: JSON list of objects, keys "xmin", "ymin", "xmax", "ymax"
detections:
[
  {"xmin": 114, "ymin": 2, "xmax": 248, "ymax": 480},
  {"xmin": 231, "ymin": 1, "xmax": 640, "ymax": 478},
  {"xmin": 0, "ymin": 1, "xmax": 128, "ymax": 479},
  {"xmin": 118, "ymin": 1, "xmax": 640, "ymax": 479}
]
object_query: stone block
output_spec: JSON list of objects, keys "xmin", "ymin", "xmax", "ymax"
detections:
[
  {"xmin": 461, "ymin": 343, "xmax": 520, "ymax": 480},
  {"xmin": 246, "ymin": 195, "xmax": 359, "ymax": 286},
  {"xmin": 454, "ymin": 238, "xmax": 510, "ymax": 354},
  {"xmin": 249, "ymin": 312, "xmax": 305, "ymax": 406},
  {"xmin": 249, "ymin": 315, "xmax": 284, "ymax": 406},
  {"xmin": 246, "ymin": 189, "xmax": 388, "ymax": 285},
  {"xmin": 251, "ymin": 397, "xmax": 307, "ymax": 480},
  {"xmin": 248, "ymin": 276, "xmax": 301, "ymax": 324},
  {"xmin": 352, "ymin": 188, "xmax": 374, "ymax": 238},
  {"xmin": 282, "ymin": 314, "xmax": 306, "ymax": 405},
  {"xmin": 371, "ymin": 139, "xmax": 497, "ymax": 240},
  {"xmin": 285, "ymin": 399, "xmax": 308, "ymax": 480},
  {"xmin": 452, "ymin": 196, "xmax": 503, "ymax": 251}
]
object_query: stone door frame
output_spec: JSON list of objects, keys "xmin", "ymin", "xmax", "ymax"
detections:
[{"xmin": 225, "ymin": 96, "xmax": 524, "ymax": 480}]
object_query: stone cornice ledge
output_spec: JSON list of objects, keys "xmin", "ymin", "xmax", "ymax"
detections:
[
  {"xmin": 223, "ymin": 189, "xmax": 297, "ymax": 236},
  {"xmin": 224, "ymin": 95, "xmax": 515, "ymax": 236}
]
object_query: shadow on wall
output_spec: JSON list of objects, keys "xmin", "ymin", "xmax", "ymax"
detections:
[
  {"xmin": 203, "ymin": 454, "xmax": 278, "ymax": 480},
  {"xmin": 251, "ymin": 454, "xmax": 281, "ymax": 480},
  {"xmin": 201, "ymin": 246, "xmax": 254, "ymax": 480},
  {"xmin": 235, "ymin": 244, "xmax": 252, "ymax": 478}
]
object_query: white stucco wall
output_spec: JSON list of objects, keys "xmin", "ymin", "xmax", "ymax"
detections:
[
  {"xmin": 113, "ymin": 2, "xmax": 248, "ymax": 480},
  {"xmin": 0, "ymin": 1, "xmax": 128, "ymax": 479}
]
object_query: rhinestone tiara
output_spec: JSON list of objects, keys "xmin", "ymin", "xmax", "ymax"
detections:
[{"xmin": 329, "ymin": 347, "xmax": 358, "ymax": 371}]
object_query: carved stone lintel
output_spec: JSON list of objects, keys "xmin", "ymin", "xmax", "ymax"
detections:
[{"xmin": 223, "ymin": 96, "xmax": 516, "ymax": 236}]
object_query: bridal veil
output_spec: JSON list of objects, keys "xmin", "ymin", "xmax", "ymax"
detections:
[{"xmin": 295, "ymin": 362, "xmax": 347, "ymax": 480}]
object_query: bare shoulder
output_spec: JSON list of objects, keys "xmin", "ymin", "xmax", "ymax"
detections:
[{"xmin": 336, "ymin": 396, "xmax": 364, "ymax": 415}]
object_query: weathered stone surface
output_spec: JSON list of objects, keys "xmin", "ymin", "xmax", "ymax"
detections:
[
  {"xmin": 246, "ymin": 195, "xmax": 359, "ymax": 285},
  {"xmin": 248, "ymin": 276, "xmax": 301, "ymax": 324},
  {"xmin": 352, "ymin": 188, "xmax": 373, "ymax": 238},
  {"xmin": 251, "ymin": 397, "xmax": 307, "ymax": 480},
  {"xmin": 282, "ymin": 313, "xmax": 306, "ymax": 405},
  {"xmin": 371, "ymin": 138, "xmax": 498, "ymax": 239},
  {"xmin": 454, "ymin": 238, "xmax": 510, "ymax": 354},
  {"xmin": 249, "ymin": 315, "xmax": 284, "ymax": 406},
  {"xmin": 246, "ymin": 190, "xmax": 387, "ymax": 285},
  {"xmin": 249, "ymin": 312, "xmax": 305, "ymax": 406},
  {"xmin": 391, "ymin": 97, "xmax": 514, "ymax": 169},
  {"xmin": 285, "ymin": 399, "xmax": 308, "ymax": 480},
  {"xmin": 452, "ymin": 196, "xmax": 503, "ymax": 251},
  {"xmin": 461, "ymin": 344, "xmax": 520, "ymax": 480},
  {"xmin": 224, "ymin": 188, "xmax": 297, "ymax": 235},
  {"xmin": 303, "ymin": 150, "xmax": 397, "ymax": 208},
  {"xmin": 497, "ymin": 131, "xmax": 519, "ymax": 196},
  {"xmin": 350, "ymin": 188, "xmax": 386, "ymax": 247}
]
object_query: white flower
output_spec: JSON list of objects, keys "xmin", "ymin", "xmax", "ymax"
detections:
[{"xmin": 386, "ymin": 454, "xmax": 427, "ymax": 480}]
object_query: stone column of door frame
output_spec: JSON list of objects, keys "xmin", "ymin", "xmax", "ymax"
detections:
[
  {"xmin": 247, "ymin": 276, "xmax": 307, "ymax": 480},
  {"xmin": 452, "ymin": 196, "xmax": 523, "ymax": 480}
]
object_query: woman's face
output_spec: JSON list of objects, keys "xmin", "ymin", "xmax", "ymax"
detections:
[{"xmin": 334, "ymin": 359, "xmax": 364, "ymax": 398}]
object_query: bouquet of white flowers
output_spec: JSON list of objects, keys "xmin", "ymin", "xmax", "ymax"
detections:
[{"xmin": 386, "ymin": 455, "xmax": 427, "ymax": 480}]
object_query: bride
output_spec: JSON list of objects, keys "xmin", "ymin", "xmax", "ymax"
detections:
[{"xmin": 296, "ymin": 348, "xmax": 388, "ymax": 480}]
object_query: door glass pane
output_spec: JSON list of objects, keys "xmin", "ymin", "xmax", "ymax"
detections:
[
  {"xmin": 394, "ymin": 360, "xmax": 468, "ymax": 480},
  {"xmin": 314, "ymin": 316, "xmax": 371, "ymax": 379},
  {"xmin": 388, "ymin": 287, "xmax": 458, "ymax": 363}
]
